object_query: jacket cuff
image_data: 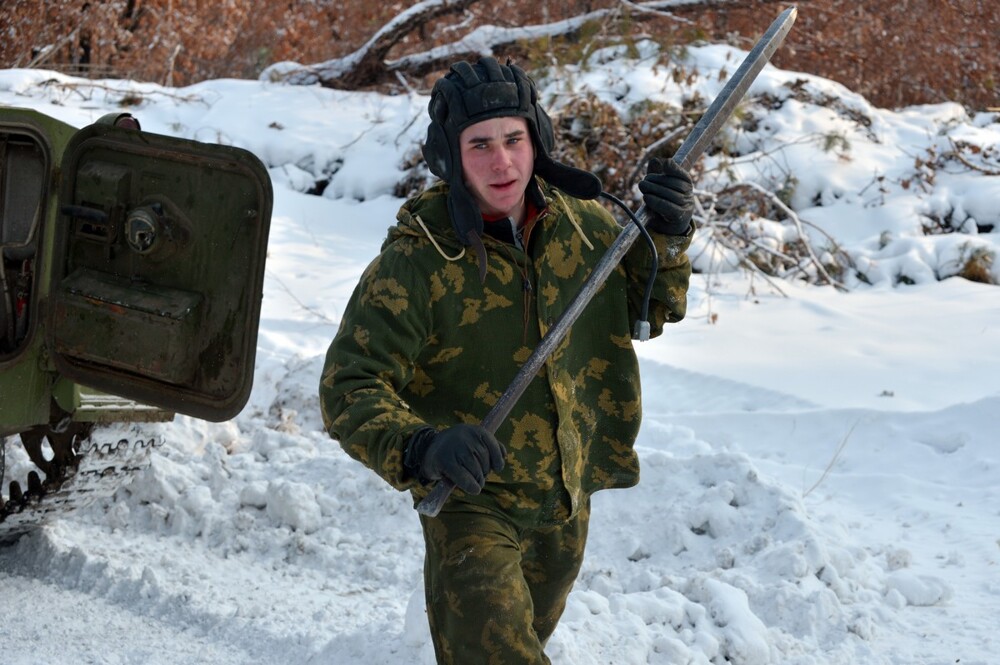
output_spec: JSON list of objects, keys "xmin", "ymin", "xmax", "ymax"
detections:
[
  {"xmin": 646, "ymin": 217, "xmax": 693, "ymax": 237},
  {"xmin": 403, "ymin": 426, "xmax": 437, "ymax": 483}
]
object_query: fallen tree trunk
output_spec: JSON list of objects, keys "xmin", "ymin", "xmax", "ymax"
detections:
[{"xmin": 261, "ymin": 0, "xmax": 786, "ymax": 89}]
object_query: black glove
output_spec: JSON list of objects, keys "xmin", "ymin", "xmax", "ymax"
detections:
[
  {"xmin": 405, "ymin": 424, "xmax": 506, "ymax": 495},
  {"xmin": 638, "ymin": 157, "xmax": 694, "ymax": 235}
]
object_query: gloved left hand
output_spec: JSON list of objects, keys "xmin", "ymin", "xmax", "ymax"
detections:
[
  {"xmin": 405, "ymin": 424, "xmax": 506, "ymax": 495},
  {"xmin": 638, "ymin": 157, "xmax": 694, "ymax": 235}
]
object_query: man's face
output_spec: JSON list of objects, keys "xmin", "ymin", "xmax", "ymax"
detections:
[{"xmin": 459, "ymin": 116, "xmax": 535, "ymax": 223}]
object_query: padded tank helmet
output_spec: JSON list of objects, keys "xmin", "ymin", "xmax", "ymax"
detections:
[{"xmin": 422, "ymin": 57, "xmax": 602, "ymax": 246}]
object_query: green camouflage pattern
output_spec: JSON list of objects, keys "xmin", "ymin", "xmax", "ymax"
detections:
[
  {"xmin": 320, "ymin": 178, "xmax": 691, "ymax": 526},
  {"xmin": 419, "ymin": 501, "xmax": 590, "ymax": 664}
]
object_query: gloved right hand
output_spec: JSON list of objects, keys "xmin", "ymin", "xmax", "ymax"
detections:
[
  {"xmin": 408, "ymin": 424, "xmax": 506, "ymax": 495},
  {"xmin": 638, "ymin": 157, "xmax": 694, "ymax": 235}
]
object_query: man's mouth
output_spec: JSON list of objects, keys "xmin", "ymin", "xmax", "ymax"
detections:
[{"xmin": 490, "ymin": 180, "xmax": 517, "ymax": 191}]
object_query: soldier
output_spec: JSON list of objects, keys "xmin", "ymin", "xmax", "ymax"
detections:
[{"xmin": 320, "ymin": 56, "xmax": 694, "ymax": 664}]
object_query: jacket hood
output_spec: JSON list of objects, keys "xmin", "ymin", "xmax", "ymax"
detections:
[{"xmin": 390, "ymin": 181, "xmax": 458, "ymax": 251}]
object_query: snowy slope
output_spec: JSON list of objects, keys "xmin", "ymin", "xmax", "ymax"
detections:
[{"xmin": 1, "ymin": 39, "xmax": 998, "ymax": 665}]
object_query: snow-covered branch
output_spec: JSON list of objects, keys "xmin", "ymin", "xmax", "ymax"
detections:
[{"xmin": 260, "ymin": 0, "xmax": 786, "ymax": 89}]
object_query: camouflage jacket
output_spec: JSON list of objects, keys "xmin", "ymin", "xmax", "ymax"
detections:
[{"xmin": 320, "ymin": 178, "xmax": 691, "ymax": 526}]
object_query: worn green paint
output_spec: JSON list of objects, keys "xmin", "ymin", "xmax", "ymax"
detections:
[
  {"xmin": 0, "ymin": 107, "xmax": 272, "ymax": 435},
  {"xmin": 0, "ymin": 109, "xmax": 76, "ymax": 435}
]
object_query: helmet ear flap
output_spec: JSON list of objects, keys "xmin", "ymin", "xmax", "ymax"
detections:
[
  {"xmin": 534, "ymin": 103, "xmax": 556, "ymax": 155},
  {"xmin": 422, "ymin": 120, "xmax": 452, "ymax": 181},
  {"xmin": 423, "ymin": 89, "xmax": 456, "ymax": 180}
]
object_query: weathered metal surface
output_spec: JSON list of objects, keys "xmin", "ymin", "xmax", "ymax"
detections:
[{"xmin": 1, "ymin": 106, "xmax": 273, "ymax": 537}]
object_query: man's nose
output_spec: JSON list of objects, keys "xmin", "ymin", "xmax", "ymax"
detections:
[{"xmin": 491, "ymin": 146, "xmax": 513, "ymax": 170}]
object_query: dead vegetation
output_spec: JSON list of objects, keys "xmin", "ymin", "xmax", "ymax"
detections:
[
  {"xmin": 1, "ymin": 1, "xmax": 996, "ymax": 109},
  {"xmin": 4, "ymin": 0, "xmax": 994, "ymax": 289}
]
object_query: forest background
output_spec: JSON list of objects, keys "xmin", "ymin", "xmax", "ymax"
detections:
[{"xmin": 1, "ymin": 0, "xmax": 996, "ymax": 112}]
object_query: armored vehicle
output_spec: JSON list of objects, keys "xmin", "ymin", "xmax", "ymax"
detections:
[{"xmin": 0, "ymin": 107, "xmax": 272, "ymax": 541}]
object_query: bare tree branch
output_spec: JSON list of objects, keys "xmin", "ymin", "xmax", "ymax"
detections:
[
  {"xmin": 339, "ymin": 0, "xmax": 482, "ymax": 89},
  {"xmin": 264, "ymin": 0, "xmax": 481, "ymax": 86},
  {"xmin": 947, "ymin": 138, "xmax": 1000, "ymax": 176},
  {"xmin": 261, "ymin": 0, "xmax": 784, "ymax": 89},
  {"xmin": 384, "ymin": 7, "xmax": 621, "ymax": 80}
]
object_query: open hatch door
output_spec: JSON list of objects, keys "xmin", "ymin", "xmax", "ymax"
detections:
[{"xmin": 49, "ymin": 114, "xmax": 272, "ymax": 422}]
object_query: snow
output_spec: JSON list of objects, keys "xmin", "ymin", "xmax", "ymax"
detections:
[{"xmin": 1, "ymin": 40, "xmax": 999, "ymax": 665}]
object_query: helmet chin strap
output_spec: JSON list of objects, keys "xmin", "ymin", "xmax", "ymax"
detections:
[
  {"xmin": 465, "ymin": 229, "xmax": 489, "ymax": 284},
  {"xmin": 534, "ymin": 154, "xmax": 602, "ymax": 201}
]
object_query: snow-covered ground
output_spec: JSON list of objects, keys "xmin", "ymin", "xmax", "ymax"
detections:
[{"xmin": 1, "ymin": 37, "xmax": 998, "ymax": 665}]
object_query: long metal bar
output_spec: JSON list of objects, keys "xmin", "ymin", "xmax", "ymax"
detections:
[{"xmin": 417, "ymin": 7, "xmax": 798, "ymax": 517}]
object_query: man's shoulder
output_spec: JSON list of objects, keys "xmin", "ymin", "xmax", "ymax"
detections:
[
  {"xmin": 538, "ymin": 179, "xmax": 615, "ymax": 226},
  {"xmin": 399, "ymin": 181, "xmax": 450, "ymax": 224}
]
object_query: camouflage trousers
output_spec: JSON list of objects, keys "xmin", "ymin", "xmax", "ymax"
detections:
[{"xmin": 418, "ymin": 500, "xmax": 591, "ymax": 665}]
